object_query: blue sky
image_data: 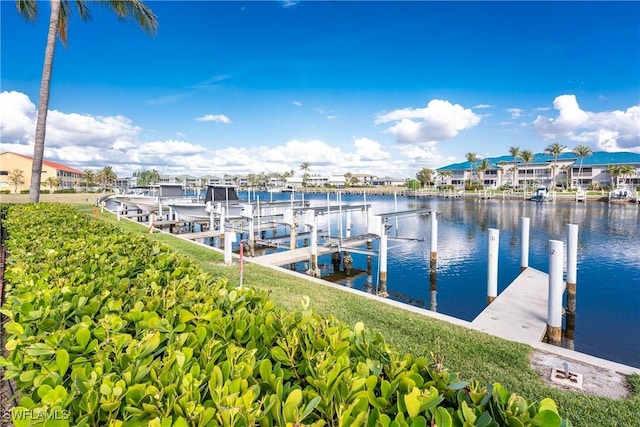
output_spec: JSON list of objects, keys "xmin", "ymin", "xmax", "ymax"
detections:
[{"xmin": 1, "ymin": 1, "xmax": 639, "ymax": 179}]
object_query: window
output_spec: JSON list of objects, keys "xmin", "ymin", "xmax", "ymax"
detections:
[{"xmin": 0, "ymin": 171, "xmax": 8, "ymax": 176}]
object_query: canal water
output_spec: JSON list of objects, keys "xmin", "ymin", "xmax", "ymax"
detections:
[{"xmin": 249, "ymin": 191, "xmax": 640, "ymax": 368}]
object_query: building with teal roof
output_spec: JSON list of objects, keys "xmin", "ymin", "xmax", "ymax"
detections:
[{"xmin": 436, "ymin": 151, "xmax": 640, "ymax": 190}]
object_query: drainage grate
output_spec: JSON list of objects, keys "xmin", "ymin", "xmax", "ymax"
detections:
[{"xmin": 550, "ymin": 366, "xmax": 584, "ymax": 390}]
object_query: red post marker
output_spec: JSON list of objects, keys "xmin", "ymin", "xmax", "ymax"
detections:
[{"xmin": 239, "ymin": 239, "xmax": 244, "ymax": 287}]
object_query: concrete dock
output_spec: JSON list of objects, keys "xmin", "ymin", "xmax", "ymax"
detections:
[{"xmin": 471, "ymin": 267, "xmax": 551, "ymax": 345}]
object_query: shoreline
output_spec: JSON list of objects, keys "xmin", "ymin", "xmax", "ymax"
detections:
[{"xmin": 2, "ymin": 189, "xmax": 635, "ymax": 205}]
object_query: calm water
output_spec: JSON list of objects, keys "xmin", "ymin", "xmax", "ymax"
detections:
[{"xmin": 252, "ymin": 191, "xmax": 640, "ymax": 368}]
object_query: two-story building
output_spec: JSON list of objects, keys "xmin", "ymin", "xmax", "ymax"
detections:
[
  {"xmin": 437, "ymin": 151, "xmax": 640, "ymax": 190},
  {"xmin": 0, "ymin": 151, "xmax": 85, "ymax": 193}
]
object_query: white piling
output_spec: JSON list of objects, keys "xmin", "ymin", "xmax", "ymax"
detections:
[
  {"xmin": 223, "ymin": 231, "xmax": 236, "ymax": 265},
  {"xmin": 345, "ymin": 210, "xmax": 352, "ymax": 238},
  {"xmin": 326, "ymin": 193, "xmax": 331, "ymax": 237},
  {"xmin": 394, "ymin": 191, "xmax": 399, "ymax": 237},
  {"xmin": 487, "ymin": 228, "xmax": 499, "ymax": 304},
  {"xmin": 379, "ymin": 226, "xmax": 388, "ymax": 297},
  {"xmin": 520, "ymin": 217, "xmax": 530, "ymax": 272},
  {"xmin": 338, "ymin": 191, "xmax": 343, "ymax": 239},
  {"xmin": 565, "ymin": 224, "xmax": 579, "ymax": 347},
  {"xmin": 430, "ymin": 211, "xmax": 438, "ymax": 273},
  {"xmin": 547, "ymin": 239, "xmax": 564, "ymax": 345},
  {"xmin": 117, "ymin": 205, "xmax": 122, "ymax": 221},
  {"xmin": 219, "ymin": 207, "xmax": 226, "ymax": 234}
]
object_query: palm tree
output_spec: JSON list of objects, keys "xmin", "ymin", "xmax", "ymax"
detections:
[
  {"xmin": 519, "ymin": 150, "xmax": 535, "ymax": 189},
  {"xmin": 18, "ymin": 0, "xmax": 158, "ymax": 203},
  {"xmin": 97, "ymin": 166, "xmax": 117, "ymax": 192},
  {"xmin": 606, "ymin": 165, "xmax": 621, "ymax": 189},
  {"xmin": 465, "ymin": 152, "xmax": 478, "ymax": 186},
  {"xmin": 573, "ymin": 145, "xmax": 592, "ymax": 189},
  {"xmin": 8, "ymin": 169, "xmax": 25, "ymax": 194},
  {"xmin": 437, "ymin": 170, "xmax": 452, "ymax": 187},
  {"xmin": 618, "ymin": 165, "xmax": 636, "ymax": 189},
  {"xmin": 476, "ymin": 159, "xmax": 490, "ymax": 189},
  {"xmin": 83, "ymin": 169, "xmax": 96, "ymax": 191},
  {"xmin": 508, "ymin": 146, "xmax": 521, "ymax": 188},
  {"xmin": 416, "ymin": 168, "xmax": 434, "ymax": 188},
  {"xmin": 544, "ymin": 142, "xmax": 567, "ymax": 189},
  {"xmin": 45, "ymin": 176, "xmax": 61, "ymax": 193},
  {"xmin": 299, "ymin": 162, "xmax": 311, "ymax": 187}
]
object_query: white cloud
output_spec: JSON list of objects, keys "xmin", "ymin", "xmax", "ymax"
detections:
[
  {"xmin": 532, "ymin": 95, "xmax": 640, "ymax": 152},
  {"xmin": 375, "ymin": 99, "xmax": 480, "ymax": 144},
  {"xmin": 506, "ymin": 108, "xmax": 524, "ymax": 119},
  {"xmin": 0, "ymin": 91, "xmax": 36, "ymax": 145},
  {"xmin": 326, "ymin": 115, "xmax": 338, "ymax": 120},
  {"xmin": 292, "ymin": 101, "xmax": 302, "ymax": 107},
  {"xmin": 0, "ymin": 91, "xmax": 432, "ymax": 179},
  {"xmin": 353, "ymin": 137, "xmax": 390, "ymax": 160},
  {"xmin": 473, "ymin": 104, "xmax": 493, "ymax": 109},
  {"xmin": 195, "ymin": 114, "xmax": 230, "ymax": 124}
]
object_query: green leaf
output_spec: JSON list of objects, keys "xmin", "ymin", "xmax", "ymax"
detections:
[
  {"xmin": 271, "ymin": 346, "xmax": 290, "ymax": 365},
  {"xmin": 300, "ymin": 396, "xmax": 321, "ymax": 421},
  {"xmin": 404, "ymin": 388, "xmax": 421, "ymax": 419},
  {"xmin": 56, "ymin": 349, "xmax": 70, "ymax": 376},
  {"xmin": 76, "ymin": 327, "xmax": 91, "ymax": 348},
  {"xmin": 533, "ymin": 410, "xmax": 562, "ymax": 426},
  {"xmin": 5, "ymin": 321, "xmax": 24, "ymax": 335},
  {"xmin": 179, "ymin": 309, "xmax": 195, "ymax": 323}
]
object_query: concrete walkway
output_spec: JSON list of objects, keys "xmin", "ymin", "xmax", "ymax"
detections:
[{"xmin": 472, "ymin": 267, "xmax": 550, "ymax": 345}]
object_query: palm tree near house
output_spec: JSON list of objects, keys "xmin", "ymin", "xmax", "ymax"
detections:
[
  {"xmin": 8, "ymin": 169, "xmax": 24, "ymax": 194},
  {"xmin": 508, "ymin": 146, "xmax": 521, "ymax": 188},
  {"xmin": 299, "ymin": 162, "xmax": 311, "ymax": 187},
  {"xmin": 573, "ymin": 145, "xmax": 592, "ymax": 189},
  {"xmin": 519, "ymin": 150, "xmax": 535, "ymax": 189},
  {"xmin": 544, "ymin": 142, "xmax": 567, "ymax": 189},
  {"xmin": 606, "ymin": 165, "xmax": 621, "ymax": 189},
  {"xmin": 83, "ymin": 169, "xmax": 96, "ymax": 191},
  {"xmin": 437, "ymin": 170, "xmax": 453, "ymax": 187},
  {"xmin": 17, "ymin": 0, "xmax": 158, "ymax": 203},
  {"xmin": 618, "ymin": 165, "xmax": 636, "ymax": 189},
  {"xmin": 97, "ymin": 166, "xmax": 117, "ymax": 192},
  {"xmin": 45, "ymin": 176, "xmax": 61, "ymax": 193},
  {"xmin": 465, "ymin": 152, "xmax": 478, "ymax": 187},
  {"xmin": 496, "ymin": 161, "xmax": 507, "ymax": 188},
  {"xmin": 416, "ymin": 168, "xmax": 434, "ymax": 188},
  {"xmin": 476, "ymin": 159, "xmax": 490, "ymax": 189}
]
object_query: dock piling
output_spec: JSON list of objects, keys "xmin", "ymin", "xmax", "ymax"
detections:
[
  {"xmin": 487, "ymin": 228, "xmax": 499, "ymax": 304},
  {"xmin": 565, "ymin": 224, "xmax": 579, "ymax": 349},
  {"xmin": 547, "ymin": 239, "xmax": 564, "ymax": 346},
  {"xmin": 520, "ymin": 217, "xmax": 530, "ymax": 272},
  {"xmin": 429, "ymin": 211, "xmax": 438, "ymax": 273}
]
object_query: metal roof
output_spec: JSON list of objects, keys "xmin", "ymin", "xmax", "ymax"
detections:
[{"xmin": 437, "ymin": 151, "xmax": 640, "ymax": 171}]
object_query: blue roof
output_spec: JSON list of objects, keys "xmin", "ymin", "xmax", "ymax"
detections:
[{"xmin": 437, "ymin": 151, "xmax": 640, "ymax": 171}]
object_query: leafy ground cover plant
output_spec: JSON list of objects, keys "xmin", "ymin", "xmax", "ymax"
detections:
[{"xmin": 0, "ymin": 204, "xmax": 570, "ymax": 426}]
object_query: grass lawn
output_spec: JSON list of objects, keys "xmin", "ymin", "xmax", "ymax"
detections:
[{"xmin": 14, "ymin": 201, "xmax": 640, "ymax": 425}]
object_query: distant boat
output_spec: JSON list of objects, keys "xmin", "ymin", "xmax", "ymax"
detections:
[
  {"xmin": 169, "ymin": 185, "xmax": 242, "ymax": 222},
  {"xmin": 112, "ymin": 184, "xmax": 192, "ymax": 212},
  {"xmin": 531, "ymin": 186, "xmax": 551, "ymax": 202}
]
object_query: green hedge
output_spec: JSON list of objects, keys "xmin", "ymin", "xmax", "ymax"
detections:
[{"xmin": 0, "ymin": 204, "xmax": 569, "ymax": 427}]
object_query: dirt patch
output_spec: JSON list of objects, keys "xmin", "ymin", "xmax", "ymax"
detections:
[
  {"xmin": 0, "ymin": 192, "xmax": 101, "ymax": 205},
  {"xmin": 530, "ymin": 349, "xmax": 633, "ymax": 399}
]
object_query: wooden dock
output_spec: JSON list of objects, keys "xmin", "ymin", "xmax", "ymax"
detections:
[
  {"xmin": 471, "ymin": 267, "xmax": 551, "ymax": 345},
  {"xmin": 177, "ymin": 230, "xmax": 221, "ymax": 240},
  {"xmin": 252, "ymin": 236, "xmax": 374, "ymax": 266}
]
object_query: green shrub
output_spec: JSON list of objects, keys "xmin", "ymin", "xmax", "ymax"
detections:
[
  {"xmin": 54, "ymin": 188, "xmax": 77, "ymax": 194},
  {"xmin": 0, "ymin": 204, "xmax": 569, "ymax": 426},
  {"xmin": 0, "ymin": 189, "xmax": 10, "ymax": 194},
  {"xmin": 19, "ymin": 189, "xmax": 29, "ymax": 194}
]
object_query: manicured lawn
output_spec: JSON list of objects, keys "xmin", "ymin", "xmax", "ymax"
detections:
[{"xmin": 77, "ymin": 205, "xmax": 640, "ymax": 426}]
